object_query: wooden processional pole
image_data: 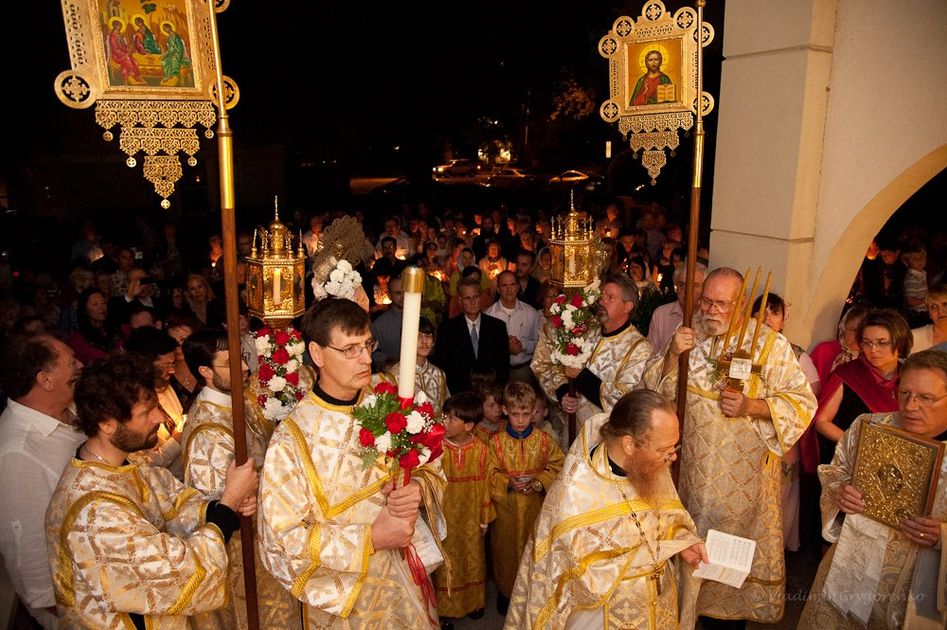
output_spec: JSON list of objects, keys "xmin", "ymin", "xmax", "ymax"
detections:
[
  {"xmin": 675, "ymin": 0, "xmax": 707, "ymax": 423},
  {"xmin": 207, "ymin": 3, "xmax": 260, "ymax": 628}
]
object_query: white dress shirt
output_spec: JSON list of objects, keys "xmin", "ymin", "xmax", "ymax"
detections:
[
  {"xmin": 0, "ymin": 399, "xmax": 84, "ymax": 629},
  {"xmin": 485, "ymin": 299, "xmax": 541, "ymax": 366}
]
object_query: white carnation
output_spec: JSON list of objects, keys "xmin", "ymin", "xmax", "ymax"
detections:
[
  {"xmin": 267, "ymin": 375, "xmax": 287, "ymax": 392},
  {"xmin": 414, "ymin": 389, "xmax": 429, "ymax": 404},
  {"xmin": 255, "ymin": 336, "xmax": 271, "ymax": 355},
  {"xmin": 285, "ymin": 358, "xmax": 299, "ymax": 372},
  {"xmin": 361, "ymin": 394, "xmax": 377, "ymax": 408},
  {"xmin": 417, "ymin": 446, "xmax": 431, "ymax": 466},
  {"xmin": 263, "ymin": 397, "xmax": 284, "ymax": 416},
  {"xmin": 405, "ymin": 411, "xmax": 425, "ymax": 434},
  {"xmin": 288, "ymin": 341, "xmax": 305, "ymax": 357},
  {"xmin": 374, "ymin": 432, "xmax": 392, "ymax": 453}
]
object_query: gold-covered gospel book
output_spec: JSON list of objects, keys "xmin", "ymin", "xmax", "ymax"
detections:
[{"xmin": 852, "ymin": 421, "xmax": 945, "ymax": 529}]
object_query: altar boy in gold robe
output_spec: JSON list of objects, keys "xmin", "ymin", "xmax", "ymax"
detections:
[
  {"xmin": 433, "ymin": 392, "xmax": 495, "ymax": 623},
  {"xmin": 488, "ymin": 381, "xmax": 565, "ymax": 612}
]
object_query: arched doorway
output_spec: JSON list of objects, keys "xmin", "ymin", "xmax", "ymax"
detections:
[{"xmin": 802, "ymin": 145, "xmax": 947, "ymax": 346}]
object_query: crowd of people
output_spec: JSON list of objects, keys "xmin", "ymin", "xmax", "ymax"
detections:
[{"xmin": 0, "ymin": 196, "xmax": 945, "ymax": 630}]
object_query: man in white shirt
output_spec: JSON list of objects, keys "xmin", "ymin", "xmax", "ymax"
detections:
[
  {"xmin": 0, "ymin": 335, "xmax": 84, "ymax": 629},
  {"xmin": 375, "ymin": 216, "xmax": 412, "ymax": 260},
  {"xmin": 647, "ymin": 262, "xmax": 707, "ymax": 352},
  {"xmin": 486, "ymin": 270, "xmax": 541, "ymax": 386}
]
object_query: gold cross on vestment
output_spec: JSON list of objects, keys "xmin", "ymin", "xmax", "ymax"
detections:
[{"xmin": 651, "ymin": 563, "xmax": 665, "ymax": 595}]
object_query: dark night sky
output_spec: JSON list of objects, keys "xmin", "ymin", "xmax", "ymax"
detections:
[{"xmin": 2, "ymin": 1, "xmax": 725, "ymax": 166}]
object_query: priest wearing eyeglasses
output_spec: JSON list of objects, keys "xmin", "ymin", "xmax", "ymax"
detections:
[
  {"xmin": 641, "ymin": 267, "xmax": 817, "ymax": 628},
  {"xmin": 799, "ymin": 350, "xmax": 947, "ymax": 628},
  {"xmin": 258, "ymin": 298, "xmax": 447, "ymax": 628}
]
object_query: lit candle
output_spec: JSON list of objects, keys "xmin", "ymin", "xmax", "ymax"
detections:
[
  {"xmin": 398, "ymin": 267, "xmax": 424, "ymax": 400},
  {"xmin": 273, "ymin": 268, "xmax": 282, "ymax": 306}
]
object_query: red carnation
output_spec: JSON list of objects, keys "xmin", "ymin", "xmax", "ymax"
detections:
[
  {"xmin": 358, "ymin": 428, "xmax": 376, "ymax": 447},
  {"xmin": 551, "ymin": 315, "xmax": 563, "ymax": 329},
  {"xmin": 571, "ymin": 325, "xmax": 586, "ymax": 336},
  {"xmin": 571, "ymin": 293, "xmax": 584, "ymax": 307},
  {"xmin": 289, "ymin": 328, "xmax": 302, "ymax": 340},
  {"xmin": 295, "ymin": 390, "xmax": 304, "ymax": 400},
  {"xmin": 399, "ymin": 449, "xmax": 420, "ymax": 470},
  {"xmin": 257, "ymin": 326, "xmax": 272, "ymax": 338},
  {"xmin": 271, "ymin": 348, "xmax": 290, "ymax": 365},
  {"xmin": 555, "ymin": 294, "xmax": 567, "ymax": 305},
  {"xmin": 274, "ymin": 330, "xmax": 290, "ymax": 345},
  {"xmin": 257, "ymin": 394, "xmax": 268, "ymax": 407},
  {"xmin": 566, "ymin": 342, "xmax": 580, "ymax": 356},
  {"xmin": 285, "ymin": 371, "xmax": 300, "ymax": 386},
  {"xmin": 375, "ymin": 381, "xmax": 398, "ymax": 396},
  {"xmin": 258, "ymin": 363, "xmax": 274, "ymax": 382},
  {"xmin": 385, "ymin": 412, "xmax": 407, "ymax": 434},
  {"xmin": 418, "ymin": 401, "xmax": 435, "ymax": 419}
]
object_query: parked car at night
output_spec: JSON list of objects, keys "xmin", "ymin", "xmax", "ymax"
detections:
[
  {"xmin": 547, "ymin": 169, "xmax": 606, "ymax": 192},
  {"xmin": 432, "ymin": 159, "xmax": 481, "ymax": 178},
  {"xmin": 481, "ymin": 166, "xmax": 537, "ymax": 188}
]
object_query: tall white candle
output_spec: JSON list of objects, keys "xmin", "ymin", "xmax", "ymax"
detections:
[
  {"xmin": 273, "ymin": 268, "xmax": 282, "ymax": 306},
  {"xmin": 397, "ymin": 267, "xmax": 424, "ymax": 400}
]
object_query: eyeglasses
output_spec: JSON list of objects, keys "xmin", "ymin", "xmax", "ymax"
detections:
[
  {"xmin": 898, "ymin": 391, "xmax": 947, "ymax": 407},
  {"xmin": 325, "ymin": 339, "xmax": 378, "ymax": 359},
  {"xmin": 698, "ymin": 296, "xmax": 737, "ymax": 313},
  {"xmin": 859, "ymin": 339, "xmax": 892, "ymax": 350}
]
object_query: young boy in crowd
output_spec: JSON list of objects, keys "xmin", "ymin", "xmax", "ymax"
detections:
[
  {"xmin": 531, "ymin": 390, "xmax": 560, "ymax": 445},
  {"xmin": 473, "ymin": 381, "xmax": 505, "ymax": 443},
  {"xmin": 488, "ymin": 382, "xmax": 565, "ymax": 614},
  {"xmin": 433, "ymin": 392, "xmax": 495, "ymax": 628}
]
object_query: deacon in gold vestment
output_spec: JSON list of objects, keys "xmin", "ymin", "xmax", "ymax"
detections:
[
  {"xmin": 433, "ymin": 392, "xmax": 496, "ymax": 618},
  {"xmin": 181, "ymin": 327, "xmax": 302, "ymax": 630},
  {"xmin": 533, "ymin": 274, "xmax": 652, "ymax": 429},
  {"xmin": 488, "ymin": 383, "xmax": 565, "ymax": 599},
  {"xmin": 46, "ymin": 354, "xmax": 259, "ymax": 630},
  {"xmin": 505, "ymin": 392, "xmax": 706, "ymax": 630},
  {"xmin": 641, "ymin": 268, "xmax": 816, "ymax": 624},
  {"xmin": 799, "ymin": 351, "xmax": 947, "ymax": 629},
  {"xmin": 259, "ymin": 298, "xmax": 447, "ymax": 628}
]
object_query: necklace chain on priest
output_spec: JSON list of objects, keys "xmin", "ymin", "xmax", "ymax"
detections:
[{"xmin": 616, "ymin": 480, "xmax": 665, "ymax": 594}]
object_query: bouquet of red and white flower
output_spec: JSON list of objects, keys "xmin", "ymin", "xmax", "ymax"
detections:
[
  {"xmin": 548, "ymin": 278, "xmax": 602, "ymax": 369},
  {"xmin": 254, "ymin": 326, "xmax": 307, "ymax": 421},
  {"xmin": 353, "ymin": 381, "xmax": 445, "ymax": 479}
]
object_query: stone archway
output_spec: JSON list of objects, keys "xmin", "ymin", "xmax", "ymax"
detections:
[{"xmin": 800, "ymin": 145, "xmax": 947, "ymax": 344}]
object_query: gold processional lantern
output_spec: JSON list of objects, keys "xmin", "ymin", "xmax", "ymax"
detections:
[
  {"xmin": 246, "ymin": 197, "xmax": 306, "ymax": 327},
  {"xmin": 549, "ymin": 193, "xmax": 610, "ymax": 288}
]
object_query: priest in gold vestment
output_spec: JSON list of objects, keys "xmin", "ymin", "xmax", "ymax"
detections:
[
  {"xmin": 505, "ymin": 391, "xmax": 706, "ymax": 630},
  {"xmin": 799, "ymin": 350, "xmax": 947, "ymax": 629},
  {"xmin": 532, "ymin": 274, "xmax": 652, "ymax": 430},
  {"xmin": 259, "ymin": 298, "xmax": 447, "ymax": 628},
  {"xmin": 641, "ymin": 268, "xmax": 816, "ymax": 625},
  {"xmin": 181, "ymin": 327, "xmax": 302, "ymax": 630},
  {"xmin": 46, "ymin": 355, "xmax": 259, "ymax": 629}
]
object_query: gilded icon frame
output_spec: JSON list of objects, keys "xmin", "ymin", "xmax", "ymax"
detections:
[{"xmin": 852, "ymin": 421, "xmax": 945, "ymax": 529}]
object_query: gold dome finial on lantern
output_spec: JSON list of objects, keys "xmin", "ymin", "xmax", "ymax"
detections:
[
  {"xmin": 267, "ymin": 195, "xmax": 290, "ymax": 256},
  {"xmin": 245, "ymin": 194, "xmax": 306, "ymax": 326}
]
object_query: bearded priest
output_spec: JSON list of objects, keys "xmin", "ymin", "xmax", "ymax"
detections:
[
  {"xmin": 641, "ymin": 267, "xmax": 816, "ymax": 627},
  {"xmin": 504, "ymin": 390, "xmax": 706, "ymax": 629}
]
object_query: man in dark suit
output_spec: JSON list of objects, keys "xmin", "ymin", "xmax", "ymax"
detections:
[{"xmin": 432, "ymin": 276, "xmax": 510, "ymax": 393}]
